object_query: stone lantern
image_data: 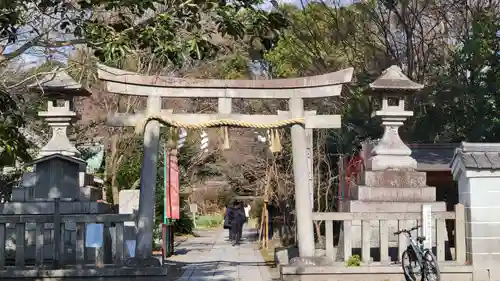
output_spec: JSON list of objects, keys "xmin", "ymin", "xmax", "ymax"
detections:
[
  {"xmin": 28, "ymin": 68, "xmax": 91, "ymax": 157},
  {"xmin": 337, "ymin": 67, "xmax": 447, "ymax": 263},
  {"xmin": 365, "ymin": 65, "xmax": 424, "ymax": 171},
  {"xmin": 2, "ymin": 69, "xmax": 113, "ymax": 265}
]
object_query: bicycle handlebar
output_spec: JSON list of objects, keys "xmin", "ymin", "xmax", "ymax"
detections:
[{"xmin": 393, "ymin": 225, "xmax": 420, "ymax": 236}]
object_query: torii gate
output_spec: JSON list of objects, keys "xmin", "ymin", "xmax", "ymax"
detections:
[{"xmin": 97, "ymin": 64, "xmax": 353, "ymax": 260}]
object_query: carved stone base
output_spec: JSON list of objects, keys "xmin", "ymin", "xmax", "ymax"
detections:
[
  {"xmin": 350, "ymin": 186, "xmax": 436, "ymax": 201},
  {"xmin": 290, "ymin": 256, "xmax": 333, "ymax": 266},
  {"xmin": 366, "ymin": 155, "xmax": 417, "ymax": 171},
  {"xmin": 359, "ymin": 170, "xmax": 427, "ymax": 188},
  {"xmin": 124, "ymin": 257, "xmax": 162, "ymax": 267}
]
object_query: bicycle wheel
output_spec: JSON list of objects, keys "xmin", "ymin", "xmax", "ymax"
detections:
[
  {"xmin": 402, "ymin": 249, "xmax": 420, "ymax": 281},
  {"xmin": 422, "ymin": 250, "xmax": 441, "ymax": 281}
]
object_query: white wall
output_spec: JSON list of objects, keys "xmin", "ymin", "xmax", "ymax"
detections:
[{"xmin": 462, "ymin": 176, "xmax": 500, "ymax": 268}]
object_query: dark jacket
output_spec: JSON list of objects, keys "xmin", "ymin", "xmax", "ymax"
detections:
[{"xmin": 225, "ymin": 207, "xmax": 246, "ymax": 228}]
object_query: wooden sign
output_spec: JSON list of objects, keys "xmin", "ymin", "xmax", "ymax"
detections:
[{"xmin": 189, "ymin": 203, "xmax": 198, "ymax": 214}]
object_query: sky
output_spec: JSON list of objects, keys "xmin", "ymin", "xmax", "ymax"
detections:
[
  {"xmin": 259, "ymin": 0, "xmax": 306, "ymax": 10},
  {"xmin": 3, "ymin": 24, "xmax": 76, "ymax": 69}
]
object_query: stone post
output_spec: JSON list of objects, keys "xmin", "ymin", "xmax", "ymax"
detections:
[
  {"xmin": 134, "ymin": 95, "xmax": 161, "ymax": 262},
  {"xmin": 289, "ymin": 97, "xmax": 315, "ymax": 257}
]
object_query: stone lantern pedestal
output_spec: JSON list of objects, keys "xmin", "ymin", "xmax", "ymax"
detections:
[
  {"xmin": 338, "ymin": 66, "xmax": 448, "ymax": 262},
  {"xmin": 38, "ymin": 99, "xmax": 79, "ymax": 157}
]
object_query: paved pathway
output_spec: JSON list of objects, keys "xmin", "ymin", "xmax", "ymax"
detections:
[{"xmin": 165, "ymin": 228, "xmax": 272, "ymax": 281}]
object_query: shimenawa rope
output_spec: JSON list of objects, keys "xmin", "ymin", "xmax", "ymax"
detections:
[
  {"xmin": 134, "ymin": 115, "xmax": 305, "ymax": 134},
  {"xmin": 134, "ymin": 115, "xmax": 304, "ymax": 152}
]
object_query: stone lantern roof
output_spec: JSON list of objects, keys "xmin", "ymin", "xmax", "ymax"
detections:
[
  {"xmin": 28, "ymin": 67, "xmax": 91, "ymax": 97},
  {"xmin": 28, "ymin": 68, "xmax": 91, "ymax": 158},
  {"xmin": 369, "ymin": 65, "xmax": 424, "ymax": 92}
]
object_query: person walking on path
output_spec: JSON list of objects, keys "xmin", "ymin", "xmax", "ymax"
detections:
[{"xmin": 225, "ymin": 201, "xmax": 246, "ymax": 246}]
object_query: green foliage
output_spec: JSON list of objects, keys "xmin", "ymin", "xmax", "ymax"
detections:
[
  {"xmin": 2, "ymin": 0, "xmax": 288, "ymax": 68},
  {"xmin": 265, "ymin": 2, "xmax": 373, "ymax": 77},
  {"xmin": 0, "ymin": 0, "xmax": 288, "ymax": 182},
  {"xmin": 195, "ymin": 214, "xmax": 224, "ymax": 229},
  {"xmin": 0, "ymin": 170, "xmax": 23, "ymax": 202},
  {"xmin": 412, "ymin": 10, "xmax": 500, "ymax": 143},
  {"xmin": 172, "ymin": 202, "xmax": 194, "ymax": 234},
  {"xmin": 0, "ymin": 88, "xmax": 32, "ymax": 167},
  {"xmin": 218, "ymin": 53, "xmax": 250, "ymax": 79},
  {"xmin": 346, "ymin": 254, "xmax": 361, "ymax": 267},
  {"xmin": 115, "ymin": 139, "xmax": 143, "ymax": 191},
  {"xmin": 265, "ymin": 3, "xmax": 500, "ymax": 154}
]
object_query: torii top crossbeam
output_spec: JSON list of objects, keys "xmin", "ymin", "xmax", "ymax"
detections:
[{"xmin": 97, "ymin": 64, "xmax": 353, "ymax": 99}]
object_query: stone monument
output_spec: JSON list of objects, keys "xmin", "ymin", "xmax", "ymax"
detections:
[
  {"xmin": 119, "ymin": 189, "xmax": 140, "ymax": 258},
  {"xmin": 341, "ymin": 66, "xmax": 447, "ymax": 261},
  {"xmin": 0, "ymin": 69, "xmax": 112, "ymax": 264}
]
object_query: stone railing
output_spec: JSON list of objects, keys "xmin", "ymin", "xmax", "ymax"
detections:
[
  {"xmin": 0, "ymin": 200, "xmax": 135, "ymax": 270},
  {"xmin": 312, "ymin": 204, "xmax": 466, "ymax": 265}
]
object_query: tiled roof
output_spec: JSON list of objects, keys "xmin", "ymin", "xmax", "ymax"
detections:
[
  {"xmin": 409, "ymin": 143, "xmax": 458, "ymax": 171},
  {"xmin": 452, "ymin": 142, "xmax": 500, "ymax": 169}
]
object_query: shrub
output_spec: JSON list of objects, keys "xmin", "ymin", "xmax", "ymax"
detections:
[
  {"xmin": 172, "ymin": 206, "xmax": 195, "ymax": 234},
  {"xmin": 346, "ymin": 255, "xmax": 361, "ymax": 267}
]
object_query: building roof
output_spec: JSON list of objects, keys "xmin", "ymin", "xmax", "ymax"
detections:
[
  {"xmin": 409, "ymin": 143, "xmax": 459, "ymax": 171},
  {"xmin": 451, "ymin": 142, "xmax": 500, "ymax": 170}
]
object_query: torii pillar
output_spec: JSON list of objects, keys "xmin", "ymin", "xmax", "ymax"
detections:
[{"xmin": 97, "ymin": 65, "xmax": 353, "ymax": 259}]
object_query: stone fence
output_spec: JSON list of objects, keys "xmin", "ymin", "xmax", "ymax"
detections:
[
  {"xmin": 278, "ymin": 204, "xmax": 472, "ymax": 281},
  {"xmin": 312, "ymin": 203, "xmax": 466, "ymax": 265},
  {"xmin": 0, "ymin": 200, "xmax": 135, "ymax": 271},
  {"xmin": 0, "ymin": 199, "xmax": 174, "ymax": 280}
]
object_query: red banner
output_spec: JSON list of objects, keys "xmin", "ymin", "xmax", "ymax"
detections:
[{"xmin": 166, "ymin": 152, "xmax": 180, "ymax": 220}]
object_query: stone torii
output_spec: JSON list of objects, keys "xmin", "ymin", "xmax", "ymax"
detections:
[{"xmin": 97, "ymin": 64, "xmax": 353, "ymax": 261}]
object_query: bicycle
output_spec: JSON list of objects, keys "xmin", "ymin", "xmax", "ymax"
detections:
[{"xmin": 394, "ymin": 225, "xmax": 441, "ymax": 281}]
